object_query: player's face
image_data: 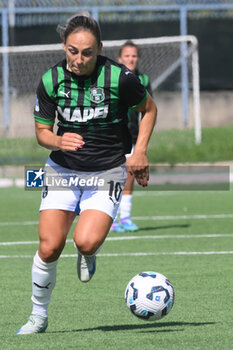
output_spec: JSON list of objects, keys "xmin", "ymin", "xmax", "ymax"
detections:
[
  {"xmin": 63, "ymin": 30, "xmax": 102, "ymax": 76},
  {"xmin": 118, "ymin": 46, "xmax": 139, "ymax": 73}
]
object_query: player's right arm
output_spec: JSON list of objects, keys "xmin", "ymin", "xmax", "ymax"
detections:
[
  {"xmin": 34, "ymin": 74, "xmax": 84, "ymax": 152},
  {"xmin": 35, "ymin": 122, "xmax": 84, "ymax": 152}
]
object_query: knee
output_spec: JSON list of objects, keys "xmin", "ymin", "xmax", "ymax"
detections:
[
  {"xmin": 39, "ymin": 240, "xmax": 65, "ymax": 262},
  {"xmin": 75, "ymin": 238, "xmax": 98, "ymax": 256}
]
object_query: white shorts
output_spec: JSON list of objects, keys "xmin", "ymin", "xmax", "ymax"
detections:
[{"xmin": 39, "ymin": 158, "xmax": 127, "ymax": 219}]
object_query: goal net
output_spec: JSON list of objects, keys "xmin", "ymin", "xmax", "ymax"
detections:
[{"xmin": 0, "ymin": 35, "xmax": 201, "ymax": 143}]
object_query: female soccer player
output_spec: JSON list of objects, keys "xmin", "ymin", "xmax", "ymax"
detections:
[
  {"xmin": 111, "ymin": 40, "xmax": 153, "ymax": 232},
  {"xmin": 17, "ymin": 12, "xmax": 157, "ymax": 334}
]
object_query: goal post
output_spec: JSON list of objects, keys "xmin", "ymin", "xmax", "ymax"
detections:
[
  {"xmin": 0, "ymin": 35, "xmax": 201, "ymax": 143},
  {"xmin": 103, "ymin": 35, "xmax": 201, "ymax": 144}
]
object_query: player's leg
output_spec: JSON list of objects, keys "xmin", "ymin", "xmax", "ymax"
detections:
[
  {"xmin": 119, "ymin": 156, "xmax": 138, "ymax": 231},
  {"xmin": 110, "ymin": 172, "xmax": 134, "ymax": 232},
  {"xmin": 33, "ymin": 209, "xmax": 76, "ymax": 313},
  {"xmin": 111, "ymin": 169, "xmax": 138, "ymax": 232},
  {"xmin": 17, "ymin": 209, "xmax": 76, "ymax": 335},
  {"xmin": 38, "ymin": 209, "xmax": 76, "ymax": 262},
  {"xmin": 73, "ymin": 209, "xmax": 112, "ymax": 282},
  {"xmin": 111, "ymin": 150, "xmax": 138, "ymax": 232},
  {"xmin": 74, "ymin": 164, "xmax": 127, "ymax": 282},
  {"xmin": 17, "ymin": 157, "xmax": 82, "ymax": 334}
]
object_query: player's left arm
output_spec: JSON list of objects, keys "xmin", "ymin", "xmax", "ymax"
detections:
[{"xmin": 127, "ymin": 94, "xmax": 157, "ymax": 187}]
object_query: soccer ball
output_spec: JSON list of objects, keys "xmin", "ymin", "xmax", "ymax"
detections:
[{"xmin": 124, "ymin": 271, "xmax": 175, "ymax": 321}]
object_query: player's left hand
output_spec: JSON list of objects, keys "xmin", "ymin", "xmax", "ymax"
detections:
[{"xmin": 127, "ymin": 153, "xmax": 149, "ymax": 187}]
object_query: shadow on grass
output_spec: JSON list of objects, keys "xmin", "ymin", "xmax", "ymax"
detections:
[
  {"xmin": 139, "ymin": 224, "xmax": 190, "ymax": 231},
  {"xmin": 49, "ymin": 321, "xmax": 216, "ymax": 334}
]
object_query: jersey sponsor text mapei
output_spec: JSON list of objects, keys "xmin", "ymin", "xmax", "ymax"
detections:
[{"xmin": 57, "ymin": 105, "xmax": 109, "ymax": 122}]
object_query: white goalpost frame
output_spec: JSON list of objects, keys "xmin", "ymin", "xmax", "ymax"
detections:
[
  {"xmin": 0, "ymin": 35, "xmax": 201, "ymax": 143},
  {"xmin": 103, "ymin": 35, "xmax": 201, "ymax": 144}
]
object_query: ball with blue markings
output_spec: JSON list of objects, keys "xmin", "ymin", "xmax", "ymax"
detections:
[{"xmin": 124, "ymin": 271, "xmax": 175, "ymax": 321}]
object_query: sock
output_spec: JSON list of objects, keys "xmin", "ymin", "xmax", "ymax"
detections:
[
  {"xmin": 32, "ymin": 303, "xmax": 48, "ymax": 318},
  {"xmin": 31, "ymin": 251, "xmax": 58, "ymax": 318},
  {"xmin": 119, "ymin": 194, "xmax": 132, "ymax": 219}
]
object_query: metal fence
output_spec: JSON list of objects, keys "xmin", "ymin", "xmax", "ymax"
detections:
[
  {"xmin": 1, "ymin": 1, "xmax": 233, "ymax": 132},
  {"xmin": 1, "ymin": 0, "xmax": 233, "ymax": 7}
]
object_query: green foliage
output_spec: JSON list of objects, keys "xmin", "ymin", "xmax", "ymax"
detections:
[
  {"xmin": 148, "ymin": 125, "xmax": 233, "ymax": 164},
  {"xmin": 0, "ymin": 125, "xmax": 233, "ymax": 166},
  {"xmin": 0, "ymin": 137, "xmax": 49, "ymax": 165}
]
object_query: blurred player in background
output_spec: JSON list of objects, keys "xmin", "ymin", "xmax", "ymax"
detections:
[
  {"xmin": 16, "ymin": 13, "xmax": 157, "ymax": 334},
  {"xmin": 111, "ymin": 40, "xmax": 153, "ymax": 232}
]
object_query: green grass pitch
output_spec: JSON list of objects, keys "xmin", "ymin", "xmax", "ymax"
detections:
[{"xmin": 0, "ymin": 186, "xmax": 233, "ymax": 349}]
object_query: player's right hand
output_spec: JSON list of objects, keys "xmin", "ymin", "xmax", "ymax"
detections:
[{"xmin": 58, "ymin": 132, "xmax": 85, "ymax": 151}]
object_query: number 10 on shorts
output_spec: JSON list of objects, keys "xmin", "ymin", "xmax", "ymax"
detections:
[{"xmin": 108, "ymin": 181, "xmax": 123, "ymax": 204}]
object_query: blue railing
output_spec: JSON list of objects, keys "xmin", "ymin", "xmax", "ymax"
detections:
[{"xmin": 1, "ymin": 0, "xmax": 233, "ymax": 7}]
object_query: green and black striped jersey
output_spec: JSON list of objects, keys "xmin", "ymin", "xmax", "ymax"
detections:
[
  {"xmin": 34, "ymin": 56, "xmax": 148, "ymax": 171},
  {"xmin": 128, "ymin": 70, "xmax": 152, "ymax": 144}
]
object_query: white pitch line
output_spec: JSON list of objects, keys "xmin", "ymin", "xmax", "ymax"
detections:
[
  {"xmin": 132, "ymin": 214, "xmax": 233, "ymax": 220},
  {"xmin": 1, "ymin": 233, "xmax": 233, "ymax": 246},
  {"xmin": 133, "ymin": 191, "xmax": 176, "ymax": 197},
  {"xmin": 0, "ymin": 240, "xmax": 40, "ymax": 246},
  {"xmin": 105, "ymin": 233, "xmax": 233, "ymax": 241},
  {"xmin": 0, "ymin": 221, "xmax": 38, "ymax": 226},
  {"xmin": 98, "ymin": 251, "xmax": 233, "ymax": 257},
  {"xmin": 1, "ymin": 213, "xmax": 233, "ymax": 227},
  {"xmin": 0, "ymin": 255, "xmax": 34, "ymax": 258},
  {"xmin": 1, "ymin": 251, "xmax": 233, "ymax": 259}
]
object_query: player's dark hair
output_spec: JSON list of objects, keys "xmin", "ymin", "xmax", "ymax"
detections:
[
  {"xmin": 118, "ymin": 40, "xmax": 139, "ymax": 58},
  {"xmin": 57, "ymin": 11, "xmax": 101, "ymax": 45}
]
